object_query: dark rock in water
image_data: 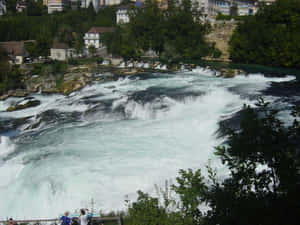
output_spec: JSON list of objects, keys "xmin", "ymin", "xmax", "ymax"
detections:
[
  {"xmin": 217, "ymin": 108, "xmax": 265, "ymax": 138},
  {"xmin": 129, "ymin": 86, "xmax": 204, "ymax": 102},
  {"xmin": 23, "ymin": 96, "xmax": 35, "ymax": 101},
  {"xmin": 218, "ymin": 68, "xmax": 246, "ymax": 78},
  {"xmin": 6, "ymin": 100, "xmax": 41, "ymax": 112},
  {"xmin": 105, "ymin": 85, "xmax": 116, "ymax": 89},
  {"xmin": 0, "ymin": 116, "xmax": 33, "ymax": 133},
  {"xmin": 217, "ymin": 110, "xmax": 243, "ymax": 138},
  {"xmin": 262, "ymin": 80, "xmax": 300, "ymax": 106},
  {"xmin": 24, "ymin": 109, "xmax": 83, "ymax": 131},
  {"xmin": 263, "ymin": 80, "xmax": 300, "ymax": 97}
]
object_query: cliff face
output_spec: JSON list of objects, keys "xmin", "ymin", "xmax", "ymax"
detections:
[{"xmin": 205, "ymin": 21, "xmax": 237, "ymax": 62}]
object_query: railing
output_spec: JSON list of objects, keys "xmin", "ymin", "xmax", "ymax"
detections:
[{"xmin": 0, "ymin": 217, "xmax": 122, "ymax": 225}]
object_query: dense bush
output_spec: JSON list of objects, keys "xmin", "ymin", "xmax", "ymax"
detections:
[
  {"xmin": 125, "ymin": 100, "xmax": 300, "ymax": 225},
  {"xmin": 230, "ymin": 0, "xmax": 300, "ymax": 68},
  {"xmin": 0, "ymin": 47, "xmax": 22, "ymax": 93}
]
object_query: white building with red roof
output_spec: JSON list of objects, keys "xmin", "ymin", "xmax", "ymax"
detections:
[{"xmin": 84, "ymin": 27, "xmax": 115, "ymax": 49}]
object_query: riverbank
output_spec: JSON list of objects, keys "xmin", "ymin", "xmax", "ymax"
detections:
[
  {"xmin": 2, "ymin": 57, "xmax": 300, "ymax": 113},
  {"xmin": 0, "ymin": 59, "xmax": 245, "ymax": 102}
]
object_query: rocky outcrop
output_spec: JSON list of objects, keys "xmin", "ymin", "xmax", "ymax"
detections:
[
  {"xmin": 218, "ymin": 68, "xmax": 246, "ymax": 78},
  {"xmin": 0, "ymin": 89, "xmax": 29, "ymax": 101},
  {"xmin": 205, "ymin": 21, "xmax": 237, "ymax": 62},
  {"xmin": 6, "ymin": 99, "xmax": 41, "ymax": 112}
]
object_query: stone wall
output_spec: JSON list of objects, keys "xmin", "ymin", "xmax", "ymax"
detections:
[{"xmin": 205, "ymin": 21, "xmax": 237, "ymax": 62}]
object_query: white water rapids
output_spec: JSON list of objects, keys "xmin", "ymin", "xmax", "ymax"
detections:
[{"xmin": 0, "ymin": 69, "xmax": 295, "ymax": 219}]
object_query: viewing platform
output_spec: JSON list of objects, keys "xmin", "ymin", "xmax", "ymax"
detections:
[{"xmin": 0, "ymin": 217, "xmax": 122, "ymax": 225}]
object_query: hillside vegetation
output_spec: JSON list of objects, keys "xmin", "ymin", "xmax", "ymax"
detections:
[
  {"xmin": 230, "ymin": 0, "xmax": 300, "ymax": 68},
  {"xmin": 123, "ymin": 100, "xmax": 300, "ymax": 225}
]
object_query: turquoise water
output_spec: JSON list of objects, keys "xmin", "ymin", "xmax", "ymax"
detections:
[{"xmin": 0, "ymin": 68, "xmax": 295, "ymax": 219}]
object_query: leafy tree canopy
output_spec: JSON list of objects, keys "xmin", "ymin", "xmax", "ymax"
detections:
[
  {"xmin": 125, "ymin": 99, "xmax": 300, "ymax": 225},
  {"xmin": 230, "ymin": 0, "xmax": 300, "ymax": 68}
]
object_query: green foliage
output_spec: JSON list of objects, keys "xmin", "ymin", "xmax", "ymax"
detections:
[
  {"xmin": 26, "ymin": 0, "xmax": 45, "ymax": 16},
  {"xmin": 230, "ymin": 0, "xmax": 300, "ymax": 68},
  {"xmin": 56, "ymin": 74, "xmax": 64, "ymax": 90},
  {"xmin": 127, "ymin": 191, "xmax": 165, "ymax": 225},
  {"xmin": 126, "ymin": 190, "xmax": 182, "ymax": 225},
  {"xmin": 126, "ymin": 100, "xmax": 300, "ymax": 225},
  {"xmin": 67, "ymin": 58, "xmax": 79, "ymax": 65},
  {"xmin": 6, "ymin": 0, "xmax": 17, "ymax": 14},
  {"xmin": 206, "ymin": 100, "xmax": 300, "ymax": 225},
  {"xmin": 50, "ymin": 60, "xmax": 68, "ymax": 73},
  {"xmin": 216, "ymin": 13, "xmax": 250, "ymax": 21},
  {"xmin": 160, "ymin": 43, "xmax": 181, "ymax": 64},
  {"xmin": 31, "ymin": 63, "xmax": 43, "ymax": 75},
  {"xmin": 32, "ymin": 61, "xmax": 68, "ymax": 76},
  {"xmin": 0, "ymin": 47, "xmax": 22, "ymax": 93},
  {"xmin": 103, "ymin": 26, "xmax": 141, "ymax": 60},
  {"xmin": 104, "ymin": 0, "xmax": 216, "ymax": 61},
  {"xmin": 172, "ymin": 169, "xmax": 207, "ymax": 225},
  {"xmin": 0, "ymin": 7, "xmax": 116, "ymax": 56},
  {"xmin": 230, "ymin": 3, "xmax": 238, "ymax": 17},
  {"xmin": 211, "ymin": 47, "xmax": 222, "ymax": 58},
  {"xmin": 88, "ymin": 45, "xmax": 97, "ymax": 56}
]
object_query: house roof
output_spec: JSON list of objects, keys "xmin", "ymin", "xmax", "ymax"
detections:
[
  {"xmin": 87, "ymin": 27, "xmax": 116, "ymax": 34},
  {"xmin": 52, "ymin": 43, "xmax": 69, "ymax": 49},
  {"xmin": 0, "ymin": 41, "xmax": 25, "ymax": 56},
  {"xmin": 118, "ymin": 4, "xmax": 134, "ymax": 10}
]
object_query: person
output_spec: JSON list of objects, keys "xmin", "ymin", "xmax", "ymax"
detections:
[
  {"xmin": 60, "ymin": 211, "xmax": 71, "ymax": 225},
  {"xmin": 8, "ymin": 218, "xmax": 15, "ymax": 225},
  {"xmin": 79, "ymin": 209, "xmax": 89, "ymax": 225}
]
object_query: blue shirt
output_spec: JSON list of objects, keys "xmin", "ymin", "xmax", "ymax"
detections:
[{"xmin": 60, "ymin": 216, "xmax": 71, "ymax": 225}]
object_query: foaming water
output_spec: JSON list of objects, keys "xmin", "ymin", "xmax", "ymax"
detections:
[
  {"xmin": 0, "ymin": 136, "xmax": 15, "ymax": 157},
  {"xmin": 0, "ymin": 71, "xmax": 296, "ymax": 219}
]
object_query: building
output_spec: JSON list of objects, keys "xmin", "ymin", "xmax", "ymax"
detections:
[
  {"xmin": 258, "ymin": 0, "xmax": 276, "ymax": 5},
  {"xmin": 116, "ymin": 5, "xmax": 131, "ymax": 24},
  {"xmin": 116, "ymin": 2, "xmax": 144, "ymax": 24},
  {"xmin": 207, "ymin": 0, "xmax": 257, "ymax": 16},
  {"xmin": 81, "ymin": 0, "xmax": 100, "ymax": 10},
  {"xmin": 99, "ymin": 0, "xmax": 121, "ymax": 7},
  {"xmin": 50, "ymin": 43, "xmax": 75, "ymax": 61},
  {"xmin": 70, "ymin": 0, "xmax": 79, "ymax": 9},
  {"xmin": 16, "ymin": 0, "xmax": 26, "ymax": 12},
  {"xmin": 47, "ymin": 0, "xmax": 69, "ymax": 13},
  {"xmin": 84, "ymin": 27, "xmax": 115, "ymax": 49},
  {"xmin": 0, "ymin": 41, "xmax": 29, "ymax": 64},
  {"xmin": 0, "ymin": 0, "xmax": 6, "ymax": 18}
]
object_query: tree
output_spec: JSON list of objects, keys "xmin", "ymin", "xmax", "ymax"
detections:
[
  {"xmin": 105, "ymin": 0, "xmax": 215, "ymax": 61},
  {"xmin": 126, "ymin": 189, "xmax": 182, "ymax": 225},
  {"xmin": 88, "ymin": 45, "xmax": 96, "ymax": 56},
  {"xmin": 87, "ymin": 1, "xmax": 96, "ymax": 17},
  {"xmin": 230, "ymin": 3, "xmax": 238, "ymax": 16},
  {"xmin": 230, "ymin": 0, "xmax": 300, "ymax": 68},
  {"xmin": 126, "ymin": 99, "xmax": 300, "ymax": 225},
  {"xmin": 55, "ymin": 24, "xmax": 75, "ymax": 47},
  {"xmin": 204, "ymin": 100, "xmax": 300, "ymax": 225},
  {"xmin": 6, "ymin": 0, "xmax": 17, "ymax": 14},
  {"xmin": 26, "ymin": 0, "xmax": 44, "ymax": 16},
  {"xmin": 172, "ymin": 169, "xmax": 207, "ymax": 225},
  {"xmin": 0, "ymin": 47, "xmax": 22, "ymax": 93},
  {"xmin": 0, "ymin": 47, "xmax": 11, "ymax": 84},
  {"xmin": 73, "ymin": 35, "xmax": 84, "ymax": 55}
]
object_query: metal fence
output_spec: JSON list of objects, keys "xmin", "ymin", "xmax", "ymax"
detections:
[{"xmin": 0, "ymin": 217, "xmax": 122, "ymax": 225}]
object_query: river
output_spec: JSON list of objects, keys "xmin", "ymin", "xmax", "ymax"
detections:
[{"xmin": 0, "ymin": 67, "xmax": 296, "ymax": 219}]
